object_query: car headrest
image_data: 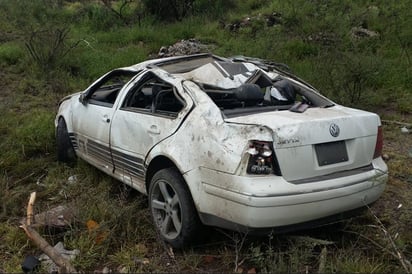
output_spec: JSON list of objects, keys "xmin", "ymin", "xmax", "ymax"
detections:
[
  {"xmin": 272, "ymin": 79, "xmax": 296, "ymax": 102},
  {"xmin": 234, "ymin": 83, "xmax": 264, "ymax": 104}
]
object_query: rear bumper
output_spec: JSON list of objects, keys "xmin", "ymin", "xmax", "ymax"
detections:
[
  {"xmin": 184, "ymin": 158, "xmax": 387, "ymax": 230},
  {"xmin": 199, "ymin": 205, "xmax": 370, "ymax": 235}
]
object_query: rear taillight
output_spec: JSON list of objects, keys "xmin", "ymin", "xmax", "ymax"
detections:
[
  {"xmin": 373, "ymin": 126, "xmax": 383, "ymax": 158},
  {"xmin": 246, "ymin": 141, "xmax": 281, "ymax": 175}
]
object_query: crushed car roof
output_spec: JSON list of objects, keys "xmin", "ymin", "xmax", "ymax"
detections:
[{"xmin": 127, "ymin": 53, "xmax": 285, "ymax": 89}]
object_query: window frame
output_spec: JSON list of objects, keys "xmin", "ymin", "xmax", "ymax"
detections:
[
  {"xmin": 120, "ymin": 72, "xmax": 186, "ymax": 118},
  {"xmin": 83, "ymin": 69, "xmax": 140, "ymax": 108}
]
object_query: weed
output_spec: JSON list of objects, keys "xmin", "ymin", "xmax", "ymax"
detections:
[
  {"xmin": 80, "ymin": 2, "xmax": 125, "ymax": 31},
  {"xmin": 0, "ymin": 223, "xmax": 34, "ymax": 273},
  {"xmin": 329, "ymin": 249, "xmax": 390, "ymax": 273},
  {"xmin": 108, "ymin": 243, "xmax": 149, "ymax": 271},
  {"xmin": 142, "ymin": 0, "xmax": 195, "ymax": 21},
  {"xmin": 193, "ymin": 0, "xmax": 237, "ymax": 18},
  {"xmin": 1, "ymin": 0, "xmax": 412, "ymax": 272},
  {"xmin": 0, "ymin": 42, "xmax": 24, "ymax": 66},
  {"xmin": 283, "ymin": 39, "xmax": 319, "ymax": 60}
]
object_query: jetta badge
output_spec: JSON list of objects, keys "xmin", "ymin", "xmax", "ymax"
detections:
[{"xmin": 329, "ymin": 123, "xmax": 340, "ymax": 137}]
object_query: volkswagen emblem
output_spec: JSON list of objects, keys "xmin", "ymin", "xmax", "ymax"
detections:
[{"xmin": 329, "ymin": 123, "xmax": 340, "ymax": 137}]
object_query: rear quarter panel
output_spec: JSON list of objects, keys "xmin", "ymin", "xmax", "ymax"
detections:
[{"xmin": 146, "ymin": 81, "xmax": 273, "ymax": 175}]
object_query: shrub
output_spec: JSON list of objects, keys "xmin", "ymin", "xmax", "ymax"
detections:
[
  {"xmin": 142, "ymin": 0, "xmax": 195, "ymax": 21},
  {"xmin": 79, "ymin": 2, "xmax": 124, "ymax": 31},
  {"xmin": 193, "ymin": 0, "xmax": 237, "ymax": 18},
  {"xmin": 25, "ymin": 27, "xmax": 74, "ymax": 72},
  {"xmin": 283, "ymin": 39, "xmax": 319, "ymax": 60},
  {"xmin": 0, "ymin": 43, "xmax": 24, "ymax": 66},
  {"xmin": 13, "ymin": 110, "xmax": 55, "ymax": 157},
  {"xmin": 314, "ymin": 51, "xmax": 382, "ymax": 106}
]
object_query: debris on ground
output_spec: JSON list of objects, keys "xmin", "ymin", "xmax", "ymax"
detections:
[
  {"xmin": 67, "ymin": 175, "xmax": 77, "ymax": 184},
  {"xmin": 306, "ymin": 31, "xmax": 339, "ymax": 46},
  {"xmin": 220, "ymin": 12, "xmax": 282, "ymax": 32},
  {"xmin": 157, "ymin": 39, "xmax": 210, "ymax": 57},
  {"xmin": 21, "ymin": 255, "xmax": 40, "ymax": 273},
  {"xmin": 86, "ymin": 219, "xmax": 109, "ymax": 244},
  {"xmin": 401, "ymin": 126, "xmax": 410, "ymax": 134},
  {"xmin": 351, "ymin": 26, "xmax": 379, "ymax": 39},
  {"xmin": 38, "ymin": 242, "xmax": 80, "ymax": 273},
  {"xmin": 21, "ymin": 205, "xmax": 74, "ymax": 228},
  {"xmin": 20, "ymin": 192, "xmax": 78, "ymax": 273}
]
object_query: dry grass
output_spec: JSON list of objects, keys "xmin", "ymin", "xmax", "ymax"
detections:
[{"xmin": 1, "ymin": 0, "xmax": 412, "ymax": 272}]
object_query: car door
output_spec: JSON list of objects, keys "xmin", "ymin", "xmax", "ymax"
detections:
[
  {"xmin": 71, "ymin": 69, "xmax": 138, "ymax": 173},
  {"xmin": 109, "ymin": 71, "xmax": 193, "ymax": 192}
]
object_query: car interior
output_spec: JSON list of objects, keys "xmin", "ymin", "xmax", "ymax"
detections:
[{"xmin": 122, "ymin": 78, "xmax": 185, "ymax": 117}]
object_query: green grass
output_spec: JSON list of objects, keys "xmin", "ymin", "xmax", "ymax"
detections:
[
  {"xmin": 0, "ymin": 0, "xmax": 411, "ymax": 272},
  {"xmin": 0, "ymin": 42, "xmax": 24, "ymax": 66}
]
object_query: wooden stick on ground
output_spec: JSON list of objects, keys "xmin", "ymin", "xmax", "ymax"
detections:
[
  {"xmin": 26, "ymin": 192, "xmax": 36, "ymax": 226},
  {"xmin": 381, "ymin": 119, "xmax": 412, "ymax": 127},
  {"xmin": 20, "ymin": 191, "xmax": 77, "ymax": 273}
]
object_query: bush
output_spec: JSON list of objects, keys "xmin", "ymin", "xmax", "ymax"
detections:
[
  {"xmin": 142, "ymin": 0, "xmax": 237, "ymax": 21},
  {"xmin": 314, "ymin": 51, "xmax": 382, "ymax": 106},
  {"xmin": 25, "ymin": 27, "xmax": 74, "ymax": 72},
  {"xmin": 79, "ymin": 3, "xmax": 125, "ymax": 31},
  {"xmin": 193, "ymin": 0, "xmax": 237, "ymax": 18},
  {"xmin": 13, "ymin": 110, "xmax": 55, "ymax": 157},
  {"xmin": 142, "ymin": 0, "xmax": 194, "ymax": 21},
  {"xmin": 0, "ymin": 43, "xmax": 24, "ymax": 66},
  {"xmin": 283, "ymin": 39, "xmax": 319, "ymax": 60},
  {"xmin": 0, "ymin": 0, "xmax": 73, "ymax": 31}
]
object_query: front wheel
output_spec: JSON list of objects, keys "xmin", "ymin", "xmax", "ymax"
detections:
[
  {"xmin": 149, "ymin": 168, "xmax": 201, "ymax": 248},
  {"xmin": 56, "ymin": 118, "xmax": 76, "ymax": 164}
]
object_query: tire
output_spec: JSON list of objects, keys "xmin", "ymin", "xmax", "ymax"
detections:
[
  {"xmin": 56, "ymin": 118, "xmax": 76, "ymax": 164},
  {"xmin": 149, "ymin": 168, "xmax": 201, "ymax": 248}
]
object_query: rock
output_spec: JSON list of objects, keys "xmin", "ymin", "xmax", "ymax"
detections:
[
  {"xmin": 222, "ymin": 12, "xmax": 282, "ymax": 31},
  {"xmin": 21, "ymin": 255, "xmax": 40, "ymax": 273},
  {"xmin": 38, "ymin": 242, "xmax": 80, "ymax": 273},
  {"xmin": 351, "ymin": 27, "xmax": 379, "ymax": 39},
  {"xmin": 67, "ymin": 175, "xmax": 77, "ymax": 184},
  {"xmin": 248, "ymin": 267, "xmax": 257, "ymax": 274},
  {"xmin": 307, "ymin": 31, "xmax": 338, "ymax": 46},
  {"xmin": 401, "ymin": 126, "xmax": 410, "ymax": 134},
  {"xmin": 157, "ymin": 39, "xmax": 210, "ymax": 57},
  {"xmin": 118, "ymin": 266, "xmax": 128, "ymax": 273},
  {"xmin": 20, "ymin": 205, "xmax": 74, "ymax": 228},
  {"xmin": 266, "ymin": 12, "xmax": 282, "ymax": 26}
]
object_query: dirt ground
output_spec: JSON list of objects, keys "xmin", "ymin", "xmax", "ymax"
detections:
[
  {"xmin": 1, "ymin": 64, "xmax": 411, "ymax": 272},
  {"xmin": 373, "ymin": 119, "xmax": 412, "ymax": 248}
]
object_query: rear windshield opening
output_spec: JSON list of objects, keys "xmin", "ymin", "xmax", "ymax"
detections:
[
  {"xmin": 202, "ymin": 77, "xmax": 328, "ymax": 117},
  {"xmin": 160, "ymin": 55, "xmax": 333, "ymax": 117}
]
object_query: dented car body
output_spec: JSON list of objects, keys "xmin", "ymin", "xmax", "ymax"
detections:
[{"xmin": 56, "ymin": 54, "xmax": 388, "ymax": 248}]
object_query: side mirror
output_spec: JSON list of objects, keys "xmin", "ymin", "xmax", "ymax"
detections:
[{"xmin": 79, "ymin": 93, "xmax": 87, "ymax": 105}]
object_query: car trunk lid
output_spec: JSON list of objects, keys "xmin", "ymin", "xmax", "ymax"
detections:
[{"xmin": 225, "ymin": 106, "xmax": 380, "ymax": 181}]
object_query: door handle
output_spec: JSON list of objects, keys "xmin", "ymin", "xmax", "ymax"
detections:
[
  {"xmin": 148, "ymin": 125, "xmax": 160, "ymax": 135},
  {"xmin": 102, "ymin": 115, "xmax": 110, "ymax": 123}
]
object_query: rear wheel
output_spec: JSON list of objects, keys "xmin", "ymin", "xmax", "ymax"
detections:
[
  {"xmin": 56, "ymin": 118, "xmax": 76, "ymax": 163},
  {"xmin": 149, "ymin": 168, "xmax": 200, "ymax": 248}
]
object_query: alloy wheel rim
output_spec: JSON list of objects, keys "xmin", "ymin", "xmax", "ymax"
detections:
[{"xmin": 151, "ymin": 180, "xmax": 182, "ymax": 240}]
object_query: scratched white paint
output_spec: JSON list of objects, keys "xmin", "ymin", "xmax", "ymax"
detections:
[{"xmin": 56, "ymin": 54, "xmax": 388, "ymax": 231}]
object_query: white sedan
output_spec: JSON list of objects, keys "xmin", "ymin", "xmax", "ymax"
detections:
[{"xmin": 56, "ymin": 54, "xmax": 388, "ymax": 248}]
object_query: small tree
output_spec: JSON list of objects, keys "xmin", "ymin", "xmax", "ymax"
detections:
[
  {"xmin": 25, "ymin": 28, "xmax": 79, "ymax": 73},
  {"xmin": 142, "ymin": 0, "xmax": 195, "ymax": 21},
  {"xmin": 100, "ymin": 0, "xmax": 138, "ymax": 26}
]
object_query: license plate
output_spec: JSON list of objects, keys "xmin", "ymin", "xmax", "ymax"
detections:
[{"xmin": 315, "ymin": 141, "xmax": 348, "ymax": 166}]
